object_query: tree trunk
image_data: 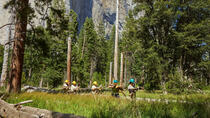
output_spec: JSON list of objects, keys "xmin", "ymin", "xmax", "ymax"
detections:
[
  {"xmin": 109, "ymin": 62, "xmax": 112, "ymax": 85},
  {"xmin": 67, "ymin": 37, "xmax": 72, "ymax": 84},
  {"xmin": 81, "ymin": 30, "xmax": 86, "ymax": 58},
  {"xmin": 39, "ymin": 78, "xmax": 43, "ymax": 88},
  {"xmin": 208, "ymin": 73, "xmax": 210, "ymax": 85},
  {"xmin": 163, "ymin": 73, "xmax": 168, "ymax": 95},
  {"xmin": 0, "ymin": 7, "xmax": 15, "ymax": 88},
  {"xmin": 141, "ymin": 66, "xmax": 145, "ymax": 83},
  {"xmin": 47, "ymin": 82, "xmax": 49, "ymax": 89},
  {"xmin": 0, "ymin": 27, "xmax": 10, "ymax": 87},
  {"xmin": 7, "ymin": 0, "xmax": 29, "ymax": 93},
  {"xmin": 135, "ymin": 77, "xmax": 137, "ymax": 85},
  {"xmin": 124, "ymin": 57, "xmax": 127, "ymax": 87},
  {"xmin": 76, "ymin": 76, "xmax": 79, "ymax": 83},
  {"xmin": 120, "ymin": 53, "xmax": 124, "ymax": 86},
  {"xmin": 105, "ymin": 72, "xmax": 107, "ymax": 87},
  {"xmin": 200, "ymin": 74, "xmax": 202, "ymax": 83},
  {"xmin": 89, "ymin": 60, "xmax": 94, "ymax": 88},
  {"xmin": 179, "ymin": 55, "xmax": 184, "ymax": 81},
  {"xmin": 28, "ymin": 68, "xmax": 32, "ymax": 80},
  {"xmin": 113, "ymin": 0, "xmax": 119, "ymax": 81}
]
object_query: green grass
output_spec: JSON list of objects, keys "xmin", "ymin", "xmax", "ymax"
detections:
[
  {"xmin": 135, "ymin": 90, "xmax": 210, "ymax": 102},
  {"xmin": 5, "ymin": 92, "xmax": 210, "ymax": 118},
  {"xmin": 104, "ymin": 90, "xmax": 210, "ymax": 103}
]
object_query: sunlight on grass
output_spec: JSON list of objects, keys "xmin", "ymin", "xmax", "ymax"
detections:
[{"xmin": 5, "ymin": 92, "xmax": 210, "ymax": 118}]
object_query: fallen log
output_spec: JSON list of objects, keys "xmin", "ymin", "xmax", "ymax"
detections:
[
  {"xmin": 22, "ymin": 86, "xmax": 112, "ymax": 94},
  {"xmin": 0, "ymin": 99, "xmax": 38, "ymax": 118},
  {"xmin": 21, "ymin": 86, "xmax": 58, "ymax": 93},
  {"xmin": 0, "ymin": 99, "xmax": 85, "ymax": 118},
  {"xmin": 0, "ymin": 94, "xmax": 5, "ymax": 99},
  {"xmin": 20, "ymin": 106, "xmax": 85, "ymax": 118},
  {"xmin": 14, "ymin": 100, "xmax": 33, "ymax": 107}
]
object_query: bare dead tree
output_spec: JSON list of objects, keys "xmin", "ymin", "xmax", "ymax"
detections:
[
  {"xmin": 114, "ymin": 0, "xmax": 119, "ymax": 81},
  {"xmin": 0, "ymin": 4, "xmax": 15, "ymax": 87}
]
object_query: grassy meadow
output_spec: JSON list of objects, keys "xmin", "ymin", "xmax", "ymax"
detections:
[{"xmin": 4, "ymin": 91, "xmax": 210, "ymax": 118}]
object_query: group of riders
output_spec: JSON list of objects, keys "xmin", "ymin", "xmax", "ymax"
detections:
[{"xmin": 63, "ymin": 78, "xmax": 138, "ymax": 99}]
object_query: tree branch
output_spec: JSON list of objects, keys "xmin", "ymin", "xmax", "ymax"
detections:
[
  {"xmin": 4, "ymin": 40, "xmax": 15, "ymax": 46},
  {"xmin": 0, "ymin": 23, "xmax": 13, "ymax": 30},
  {"xmin": 14, "ymin": 100, "xmax": 33, "ymax": 107}
]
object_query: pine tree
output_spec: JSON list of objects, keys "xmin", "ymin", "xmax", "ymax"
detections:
[
  {"xmin": 123, "ymin": 0, "xmax": 210, "ymax": 90},
  {"xmin": 43, "ymin": 0, "xmax": 71, "ymax": 87},
  {"xmin": 173, "ymin": 0, "xmax": 210, "ymax": 83},
  {"xmin": 121, "ymin": 11, "xmax": 142, "ymax": 84},
  {"xmin": 7, "ymin": 0, "xmax": 30, "ymax": 93},
  {"xmin": 96, "ymin": 21, "xmax": 107, "ymax": 76},
  {"xmin": 67, "ymin": 10, "xmax": 78, "ymax": 84},
  {"xmin": 22, "ymin": 0, "xmax": 74, "ymax": 88},
  {"xmin": 129, "ymin": 0, "xmax": 180, "ymax": 90},
  {"xmin": 24, "ymin": 26, "xmax": 49, "ymax": 86},
  {"xmin": 77, "ymin": 17, "xmax": 98, "ymax": 87},
  {"xmin": 94, "ymin": 21, "xmax": 109, "ymax": 86},
  {"xmin": 107, "ymin": 26, "xmax": 115, "ymax": 84}
]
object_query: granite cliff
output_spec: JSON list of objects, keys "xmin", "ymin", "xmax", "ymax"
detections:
[{"xmin": 0, "ymin": 0, "xmax": 134, "ymax": 44}]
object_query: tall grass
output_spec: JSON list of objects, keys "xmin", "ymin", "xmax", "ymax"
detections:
[
  {"xmin": 6, "ymin": 92, "xmax": 210, "ymax": 118},
  {"xmin": 104, "ymin": 90, "xmax": 210, "ymax": 103}
]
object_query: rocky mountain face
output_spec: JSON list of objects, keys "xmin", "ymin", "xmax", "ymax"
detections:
[
  {"xmin": 65, "ymin": 0, "xmax": 134, "ymax": 36},
  {"xmin": 0, "ymin": 0, "xmax": 134, "ymax": 44},
  {"xmin": 0, "ymin": 0, "xmax": 11, "ymax": 45}
]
